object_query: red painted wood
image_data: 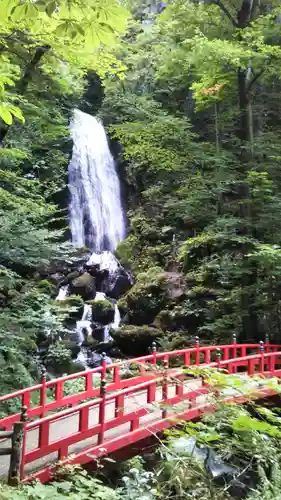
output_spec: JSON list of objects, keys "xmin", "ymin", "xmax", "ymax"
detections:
[{"xmin": 24, "ymin": 385, "xmax": 278, "ymax": 485}]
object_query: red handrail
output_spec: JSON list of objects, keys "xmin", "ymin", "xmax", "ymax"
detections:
[{"xmin": 0, "ymin": 343, "xmax": 280, "ymax": 429}]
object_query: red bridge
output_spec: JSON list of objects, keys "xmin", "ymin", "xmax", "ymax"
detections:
[{"xmin": 0, "ymin": 340, "xmax": 281, "ymax": 483}]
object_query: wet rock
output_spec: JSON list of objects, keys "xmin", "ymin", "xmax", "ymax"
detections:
[
  {"xmin": 62, "ymin": 270, "xmax": 81, "ymax": 285},
  {"xmin": 107, "ymin": 273, "xmax": 132, "ymax": 300},
  {"xmin": 70, "ymin": 272, "xmax": 96, "ymax": 300},
  {"xmin": 92, "ymin": 325, "xmax": 106, "ymax": 342},
  {"xmin": 40, "ymin": 249, "xmax": 92, "ymax": 279},
  {"xmin": 48, "ymin": 272, "xmax": 65, "ymax": 286},
  {"xmin": 111, "ymin": 325, "xmax": 164, "ymax": 356},
  {"xmin": 84, "ymin": 263, "xmax": 110, "ymax": 291},
  {"xmin": 87, "ymin": 351, "xmax": 112, "ymax": 368}
]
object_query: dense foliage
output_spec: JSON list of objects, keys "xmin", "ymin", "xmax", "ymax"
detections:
[
  {"xmin": 2, "ymin": 0, "xmax": 281, "ymax": 498},
  {"xmin": 0, "ymin": 0, "xmax": 129, "ymax": 396},
  {"xmin": 102, "ymin": 0, "xmax": 281, "ymax": 347}
]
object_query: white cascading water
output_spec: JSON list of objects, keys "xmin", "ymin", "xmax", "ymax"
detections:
[
  {"xmin": 55, "ymin": 109, "xmax": 125, "ymax": 360},
  {"xmin": 68, "ymin": 109, "xmax": 125, "ymax": 251},
  {"xmin": 56, "ymin": 285, "xmax": 69, "ymax": 301},
  {"xmin": 76, "ymin": 304, "xmax": 92, "ymax": 345}
]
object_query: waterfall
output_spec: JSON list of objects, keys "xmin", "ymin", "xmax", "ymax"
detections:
[
  {"xmin": 76, "ymin": 304, "xmax": 92, "ymax": 345},
  {"xmin": 54, "ymin": 109, "xmax": 126, "ymax": 367},
  {"xmin": 68, "ymin": 109, "xmax": 125, "ymax": 251}
]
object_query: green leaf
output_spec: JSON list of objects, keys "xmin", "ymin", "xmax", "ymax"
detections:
[
  {"xmin": 9, "ymin": 106, "xmax": 25, "ymax": 123},
  {"xmin": 45, "ymin": 0, "xmax": 57, "ymax": 17},
  {"xmin": 0, "ymin": 106, "xmax": 13, "ymax": 125}
]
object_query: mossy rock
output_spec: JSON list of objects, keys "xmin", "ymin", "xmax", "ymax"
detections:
[
  {"xmin": 37, "ymin": 279, "xmax": 57, "ymax": 296},
  {"xmin": 118, "ymin": 267, "xmax": 169, "ymax": 325},
  {"xmin": 111, "ymin": 325, "xmax": 164, "ymax": 356},
  {"xmin": 115, "ymin": 236, "xmax": 137, "ymax": 269},
  {"xmin": 57, "ymin": 295, "xmax": 84, "ymax": 320},
  {"xmin": 70, "ymin": 272, "xmax": 96, "ymax": 300},
  {"xmin": 64, "ymin": 270, "xmax": 81, "ymax": 283},
  {"xmin": 87, "ymin": 299, "xmax": 115, "ymax": 325}
]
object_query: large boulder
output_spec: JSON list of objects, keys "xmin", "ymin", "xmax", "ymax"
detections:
[
  {"xmin": 117, "ymin": 267, "xmax": 169, "ymax": 325},
  {"xmin": 40, "ymin": 248, "xmax": 91, "ymax": 279},
  {"xmin": 84, "ymin": 263, "xmax": 110, "ymax": 291},
  {"xmin": 48, "ymin": 272, "xmax": 65, "ymax": 287},
  {"xmin": 87, "ymin": 351, "xmax": 112, "ymax": 368},
  {"xmin": 110, "ymin": 325, "xmax": 164, "ymax": 356},
  {"xmin": 107, "ymin": 273, "xmax": 132, "ymax": 300},
  {"xmin": 87, "ymin": 298, "xmax": 115, "ymax": 325},
  {"xmin": 70, "ymin": 272, "xmax": 96, "ymax": 300}
]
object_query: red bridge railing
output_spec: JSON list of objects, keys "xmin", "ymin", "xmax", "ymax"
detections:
[{"xmin": 0, "ymin": 340, "xmax": 281, "ymax": 483}]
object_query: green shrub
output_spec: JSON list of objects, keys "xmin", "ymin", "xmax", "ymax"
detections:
[
  {"xmin": 46, "ymin": 342, "xmax": 72, "ymax": 374},
  {"xmin": 87, "ymin": 299, "xmax": 115, "ymax": 325}
]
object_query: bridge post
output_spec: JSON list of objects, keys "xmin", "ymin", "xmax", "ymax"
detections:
[
  {"xmin": 8, "ymin": 406, "xmax": 27, "ymax": 486},
  {"xmin": 232, "ymin": 333, "xmax": 237, "ymax": 355},
  {"xmin": 216, "ymin": 348, "xmax": 221, "ymax": 369},
  {"xmin": 151, "ymin": 342, "xmax": 157, "ymax": 366},
  {"xmin": 162, "ymin": 359, "xmax": 169, "ymax": 419},
  {"xmin": 264, "ymin": 334, "xmax": 269, "ymax": 353},
  {"xmin": 98, "ymin": 378, "xmax": 106, "ymax": 445},
  {"xmin": 232, "ymin": 334, "xmax": 237, "ymax": 372},
  {"xmin": 101, "ymin": 353, "xmax": 107, "ymax": 379},
  {"xmin": 40, "ymin": 366, "xmax": 47, "ymax": 418},
  {"xmin": 259, "ymin": 341, "xmax": 265, "ymax": 374},
  {"xmin": 195, "ymin": 336, "xmax": 200, "ymax": 365}
]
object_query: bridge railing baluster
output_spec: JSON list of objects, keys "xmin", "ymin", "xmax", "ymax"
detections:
[
  {"xmin": 216, "ymin": 349, "xmax": 221, "ymax": 369},
  {"xmin": 55, "ymin": 380, "xmax": 63, "ymax": 405},
  {"xmin": 113, "ymin": 366, "xmax": 120, "ymax": 385},
  {"xmin": 101, "ymin": 353, "xmax": 107, "ymax": 380},
  {"xmin": 162, "ymin": 360, "xmax": 169, "ymax": 419},
  {"xmin": 222, "ymin": 347, "xmax": 229, "ymax": 361},
  {"xmin": 40, "ymin": 367, "xmax": 47, "ymax": 418},
  {"xmin": 184, "ymin": 351, "xmax": 190, "ymax": 366},
  {"xmin": 98, "ymin": 379, "xmax": 106, "ymax": 445},
  {"xmin": 247, "ymin": 357, "xmax": 255, "ymax": 376},
  {"xmin": 269, "ymin": 352, "xmax": 276, "ymax": 375},
  {"xmin": 195, "ymin": 337, "xmax": 200, "ymax": 365},
  {"xmin": 240, "ymin": 345, "xmax": 246, "ymax": 357},
  {"xmin": 204, "ymin": 348, "xmax": 211, "ymax": 364},
  {"xmin": 264, "ymin": 334, "xmax": 269, "ymax": 353},
  {"xmin": 151, "ymin": 342, "xmax": 157, "ymax": 366},
  {"xmin": 79, "ymin": 406, "xmax": 89, "ymax": 433},
  {"xmin": 85, "ymin": 372, "xmax": 92, "ymax": 395},
  {"xmin": 258, "ymin": 342, "xmax": 265, "ymax": 375}
]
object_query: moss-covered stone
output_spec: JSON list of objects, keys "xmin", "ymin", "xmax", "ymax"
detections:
[
  {"xmin": 56, "ymin": 294, "xmax": 84, "ymax": 320},
  {"xmin": 115, "ymin": 236, "xmax": 137, "ymax": 269},
  {"xmin": 118, "ymin": 266, "xmax": 169, "ymax": 325},
  {"xmin": 37, "ymin": 279, "xmax": 57, "ymax": 296},
  {"xmin": 87, "ymin": 299, "xmax": 115, "ymax": 325},
  {"xmin": 70, "ymin": 272, "xmax": 96, "ymax": 300},
  {"xmin": 111, "ymin": 325, "xmax": 164, "ymax": 356}
]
